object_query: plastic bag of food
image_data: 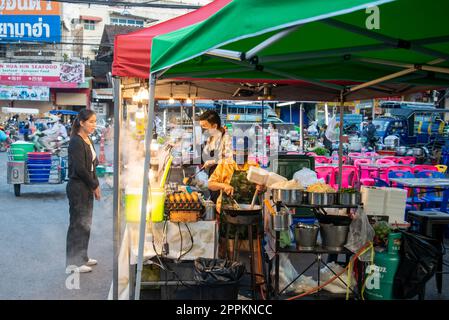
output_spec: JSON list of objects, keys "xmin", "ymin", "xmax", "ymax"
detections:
[
  {"xmin": 293, "ymin": 168, "xmax": 322, "ymax": 188},
  {"xmin": 325, "ymin": 116, "xmax": 339, "ymax": 142},
  {"xmin": 270, "ymin": 179, "xmax": 302, "ymax": 190},
  {"xmin": 344, "ymin": 207, "xmax": 375, "ymax": 262},
  {"xmin": 272, "ymin": 253, "xmax": 318, "ymax": 294},
  {"xmin": 320, "ymin": 262, "xmax": 356, "ymax": 293}
]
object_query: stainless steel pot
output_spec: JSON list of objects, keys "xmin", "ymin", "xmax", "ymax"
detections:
[
  {"xmin": 202, "ymin": 200, "xmax": 216, "ymax": 221},
  {"xmin": 308, "ymin": 192, "xmax": 338, "ymax": 205},
  {"xmin": 271, "ymin": 208, "xmax": 290, "ymax": 231},
  {"xmin": 395, "ymin": 146, "xmax": 408, "ymax": 156},
  {"xmin": 412, "ymin": 147, "xmax": 423, "ymax": 156},
  {"xmin": 319, "ymin": 223, "xmax": 349, "ymax": 251},
  {"xmin": 295, "ymin": 223, "xmax": 319, "ymax": 250},
  {"xmin": 338, "ymin": 192, "xmax": 361, "ymax": 206},
  {"xmin": 272, "ymin": 189, "xmax": 305, "ymax": 205}
]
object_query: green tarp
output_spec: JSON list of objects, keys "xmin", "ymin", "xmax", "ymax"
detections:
[{"xmin": 150, "ymin": 0, "xmax": 449, "ymax": 100}]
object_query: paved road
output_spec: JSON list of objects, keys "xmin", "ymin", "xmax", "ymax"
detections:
[{"xmin": 0, "ymin": 144, "xmax": 113, "ymax": 300}]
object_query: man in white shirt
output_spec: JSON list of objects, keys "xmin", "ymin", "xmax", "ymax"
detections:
[{"xmin": 40, "ymin": 115, "xmax": 68, "ymax": 150}]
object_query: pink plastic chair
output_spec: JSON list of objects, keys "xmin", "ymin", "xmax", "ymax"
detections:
[
  {"xmin": 354, "ymin": 158, "xmax": 375, "ymax": 186},
  {"xmin": 332, "ymin": 156, "xmax": 348, "ymax": 164},
  {"xmin": 348, "ymin": 152, "xmax": 362, "ymax": 159},
  {"xmin": 397, "ymin": 156, "xmax": 416, "ymax": 164},
  {"xmin": 382, "ymin": 156, "xmax": 400, "ymax": 163},
  {"xmin": 371, "ymin": 159, "xmax": 396, "ymax": 181},
  {"xmin": 315, "ymin": 156, "xmax": 331, "ymax": 164},
  {"xmin": 315, "ymin": 166, "xmax": 335, "ymax": 185},
  {"xmin": 413, "ymin": 165, "xmax": 438, "ymax": 174},
  {"xmin": 332, "ymin": 165, "xmax": 358, "ymax": 190},
  {"xmin": 375, "ymin": 159, "xmax": 396, "ymax": 165},
  {"xmin": 365, "ymin": 152, "xmax": 379, "ymax": 157}
]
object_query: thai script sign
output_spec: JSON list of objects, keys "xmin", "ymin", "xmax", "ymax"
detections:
[
  {"xmin": 0, "ymin": 85, "xmax": 49, "ymax": 101},
  {"xmin": 0, "ymin": 0, "xmax": 60, "ymax": 15},
  {"xmin": 0, "ymin": 63, "xmax": 85, "ymax": 87},
  {"xmin": 0, "ymin": 15, "xmax": 60, "ymax": 42}
]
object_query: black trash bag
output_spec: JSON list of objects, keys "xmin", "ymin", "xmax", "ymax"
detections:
[
  {"xmin": 194, "ymin": 258, "xmax": 245, "ymax": 284},
  {"xmin": 393, "ymin": 231, "xmax": 443, "ymax": 299}
]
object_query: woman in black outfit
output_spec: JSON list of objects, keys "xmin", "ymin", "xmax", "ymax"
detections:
[{"xmin": 66, "ymin": 109, "xmax": 101, "ymax": 273}]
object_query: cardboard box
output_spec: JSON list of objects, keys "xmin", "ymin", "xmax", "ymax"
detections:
[{"xmin": 361, "ymin": 186, "xmax": 386, "ymax": 215}]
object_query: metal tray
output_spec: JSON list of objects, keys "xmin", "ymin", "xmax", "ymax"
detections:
[
  {"xmin": 308, "ymin": 192, "xmax": 338, "ymax": 205},
  {"xmin": 338, "ymin": 192, "xmax": 361, "ymax": 206},
  {"xmin": 272, "ymin": 189, "xmax": 305, "ymax": 205}
]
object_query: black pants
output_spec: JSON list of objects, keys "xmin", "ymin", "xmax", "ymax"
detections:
[{"xmin": 66, "ymin": 180, "xmax": 94, "ymax": 267}]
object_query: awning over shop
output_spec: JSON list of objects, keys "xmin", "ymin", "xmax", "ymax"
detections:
[
  {"xmin": 80, "ymin": 15, "xmax": 102, "ymax": 22},
  {"xmin": 56, "ymin": 92, "xmax": 88, "ymax": 106},
  {"xmin": 112, "ymin": 0, "xmax": 232, "ymax": 79},
  {"xmin": 1, "ymin": 107, "xmax": 39, "ymax": 114}
]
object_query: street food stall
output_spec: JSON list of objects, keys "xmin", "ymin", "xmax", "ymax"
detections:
[{"xmin": 111, "ymin": 0, "xmax": 449, "ymax": 300}]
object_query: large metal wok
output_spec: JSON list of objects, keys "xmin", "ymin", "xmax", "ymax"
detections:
[
  {"xmin": 222, "ymin": 204, "xmax": 262, "ymax": 224},
  {"xmin": 222, "ymin": 204, "xmax": 262, "ymax": 216}
]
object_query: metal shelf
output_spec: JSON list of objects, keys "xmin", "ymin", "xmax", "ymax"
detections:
[
  {"xmin": 278, "ymin": 245, "xmax": 352, "ymax": 254},
  {"xmin": 282, "ymin": 203, "xmax": 359, "ymax": 209}
]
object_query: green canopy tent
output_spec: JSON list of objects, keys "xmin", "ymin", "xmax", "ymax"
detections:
[{"xmin": 133, "ymin": 0, "xmax": 449, "ymax": 299}]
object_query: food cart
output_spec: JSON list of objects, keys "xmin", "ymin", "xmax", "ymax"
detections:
[{"xmin": 7, "ymin": 143, "xmax": 67, "ymax": 197}]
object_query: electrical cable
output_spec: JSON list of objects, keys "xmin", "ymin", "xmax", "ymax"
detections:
[
  {"xmin": 285, "ymin": 242, "xmax": 374, "ymax": 300},
  {"xmin": 151, "ymin": 221, "xmax": 194, "ymax": 289},
  {"xmin": 178, "ymin": 222, "xmax": 194, "ymax": 260},
  {"xmin": 33, "ymin": 0, "xmax": 202, "ymax": 9},
  {"xmin": 177, "ymin": 222, "xmax": 183, "ymax": 262}
]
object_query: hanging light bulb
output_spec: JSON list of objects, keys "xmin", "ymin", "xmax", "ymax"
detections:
[
  {"xmin": 169, "ymin": 82, "xmax": 175, "ymax": 104},
  {"xmin": 139, "ymin": 86, "xmax": 149, "ymax": 101}
]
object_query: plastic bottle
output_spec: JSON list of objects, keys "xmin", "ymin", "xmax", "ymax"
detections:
[{"xmin": 331, "ymin": 151, "xmax": 339, "ymax": 164}]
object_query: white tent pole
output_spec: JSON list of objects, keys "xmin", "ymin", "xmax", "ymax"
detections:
[
  {"xmin": 348, "ymin": 68, "xmax": 417, "ymax": 93},
  {"xmin": 134, "ymin": 72, "xmax": 157, "ymax": 300},
  {"xmin": 325, "ymin": 102, "xmax": 329, "ymax": 125},
  {"xmin": 338, "ymin": 91, "xmax": 345, "ymax": 190},
  {"xmin": 246, "ymin": 25, "xmax": 300, "ymax": 60},
  {"xmin": 112, "ymin": 76, "xmax": 122, "ymax": 300}
]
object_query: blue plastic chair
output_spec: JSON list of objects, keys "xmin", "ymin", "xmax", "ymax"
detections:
[
  {"xmin": 416, "ymin": 170, "xmax": 446, "ymax": 204},
  {"xmin": 388, "ymin": 171, "xmax": 426, "ymax": 205}
]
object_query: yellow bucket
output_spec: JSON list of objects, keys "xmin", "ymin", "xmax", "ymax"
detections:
[
  {"xmin": 149, "ymin": 188, "xmax": 165, "ymax": 222},
  {"xmin": 124, "ymin": 188, "xmax": 165, "ymax": 223}
]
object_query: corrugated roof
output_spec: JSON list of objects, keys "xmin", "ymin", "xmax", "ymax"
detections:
[{"xmin": 80, "ymin": 15, "xmax": 102, "ymax": 22}]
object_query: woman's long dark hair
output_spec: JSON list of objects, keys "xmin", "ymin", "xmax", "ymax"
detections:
[
  {"xmin": 199, "ymin": 110, "xmax": 225, "ymax": 134},
  {"xmin": 71, "ymin": 109, "xmax": 96, "ymax": 137}
]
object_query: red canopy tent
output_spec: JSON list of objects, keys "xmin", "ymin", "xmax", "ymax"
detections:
[{"xmin": 112, "ymin": 0, "xmax": 232, "ymax": 79}]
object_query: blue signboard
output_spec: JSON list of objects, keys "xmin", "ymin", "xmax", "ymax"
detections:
[{"xmin": 0, "ymin": 15, "xmax": 61, "ymax": 43}]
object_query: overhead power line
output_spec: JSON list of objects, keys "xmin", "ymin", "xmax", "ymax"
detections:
[{"xmin": 46, "ymin": 0, "xmax": 203, "ymax": 9}]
